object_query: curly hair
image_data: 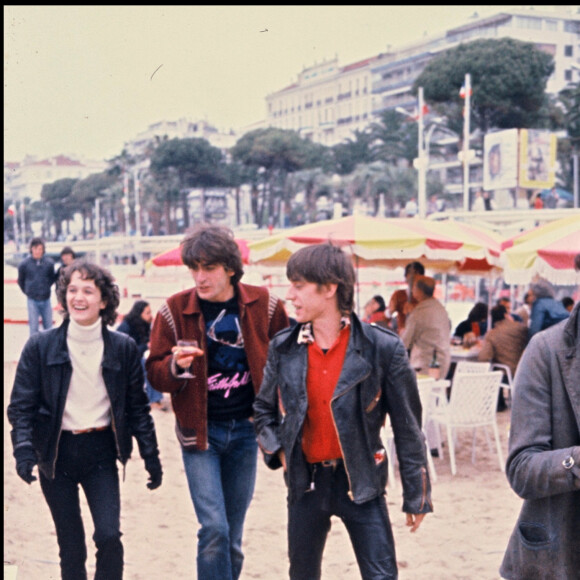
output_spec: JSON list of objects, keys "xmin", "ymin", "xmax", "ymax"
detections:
[
  {"xmin": 56, "ymin": 260, "xmax": 120, "ymax": 326},
  {"xmin": 180, "ymin": 223, "xmax": 244, "ymax": 285}
]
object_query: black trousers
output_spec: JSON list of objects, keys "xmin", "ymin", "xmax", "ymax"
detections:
[
  {"xmin": 288, "ymin": 462, "xmax": 397, "ymax": 580},
  {"xmin": 40, "ymin": 429, "xmax": 123, "ymax": 580}
]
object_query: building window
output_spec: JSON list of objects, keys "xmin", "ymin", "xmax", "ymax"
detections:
[
  {"xmin": 564, "ymin": 45, "xmax": 573, "ymax": 57},
  {"xmin": 516, "ymin": 16, "xmax": 541, "ymax": 30},
  {"xmin": 565, "ymin": 69, "xmax": 573, "ymax": 82},
  {"xmin": 545, "ymin": 19, "xmax": 558, "ymax": 32}
]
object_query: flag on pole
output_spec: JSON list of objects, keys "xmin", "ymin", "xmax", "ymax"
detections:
[
  {"xmin": 459, "ymin": 84, "xmax": 472, "ymax": 99},
  {"xmin": 413, "ymin": 103, "xmax": 430, "ymax": 119}
]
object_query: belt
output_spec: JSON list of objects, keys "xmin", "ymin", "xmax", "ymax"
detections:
[
  {"xmin": 316, "ymin": 458, "xmax": 343, "ymax": 469},
  {"xmin": 67, "ymin": 426, "xmax": 110, "ymax": 435}
]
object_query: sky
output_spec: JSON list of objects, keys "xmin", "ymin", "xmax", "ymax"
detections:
[{"xmin": 4, "ymin": 5, "xmax": 549, "ymax": 163}]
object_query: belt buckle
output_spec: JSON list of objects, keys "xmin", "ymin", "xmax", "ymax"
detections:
[{"xmin": 321, "ymin": 459, "xmax": 339, "ymax": 470}]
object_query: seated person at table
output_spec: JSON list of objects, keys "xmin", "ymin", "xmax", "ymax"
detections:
[
  {"xmin": 402, "ymin": 275, "xmax": 451, "ymax": 378},
  {"xmin": 477, "ymin": 304, "xmax": 528, "ymax": 412},
  {"xmin": 363, "ymin": 294, "xmax": 389, "ymax": 328},
  {"xmin": 453, "ymin": 302, "xmax": 488, "ymax": 344},
  {"xmin": 497, "ymin": 297, "xmax": 523, "ymax": 323}
]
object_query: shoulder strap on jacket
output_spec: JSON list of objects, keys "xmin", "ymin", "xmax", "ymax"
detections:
[
  {"xmin": 267, "ymin": 289, "xmax": 282, "ymax": 329},
  {"xmin": 158, "ymin": 300, "xmax": 179, "ymax": 343}
]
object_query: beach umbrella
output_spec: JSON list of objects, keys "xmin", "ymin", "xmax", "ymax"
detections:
[
  {"xmin": 248, "ymin": 215, "xmax": 504, "ymax": 275},
  {"xmin": 500, "ymin": 214, "xmax": 580, "ymax": 285},
  {"xmin": 148, "ymin": 238, "xmax": 250, "ymax": 267}
]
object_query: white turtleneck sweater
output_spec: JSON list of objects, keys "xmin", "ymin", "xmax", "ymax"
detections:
[{"xmin": 61, "ymin": 317, "xmax": 111, "ymax": 431}]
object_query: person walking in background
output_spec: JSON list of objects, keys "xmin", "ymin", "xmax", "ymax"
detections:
[
  {"xmin": 404, "ymin": 196, "xmax": 418, "ymax": 217},
  {"xmin": 472, "ymin": 190, "xmax": 486, "ymax": 212},
  {"xmin": 17, "ymin": 237, "xmax": 57, "ymax": 335},
  {"xmin": 7, "ymin": 260, "xmax": 162, "ymax": 580},
  {"xmin": 499, "ymin": 258, "xmax": 580, "ymax": 578},
  {"xmin": 253, "ymin": 243, "xmax": 432, "ymax": 580},
  {"xmin": 117, "ymin": 300, "xmax": 166, "ymax": 411},
  {"xmin": 515, "ymin": 290, "xmax": 534, "ymax": 328},
  {"xmin": 482, "ymin": 190, "xmax": 494, "ymax": 211},
  {"xmin": 402, "ymin": 275, "xmax": 451, "ymax": 378},
  {"xmin": 146, "ymin": 224, "xmax": 289, "ymax": 580},
  {"xmin": 528, "ymin": 279, "xmax": 570, "ymax": 338},
  {"xmin": 388, "ymin": 261, "xmax": 425, "ymax": 335},
  {"xmin": 477, "ymin": 304, "xmax": 528, "ymax": 412},
  {"xmin": 362, "ymin": 294, "xmax": 389, "ymax": 328},
  {"xmin": 56, "ymin": 246, "xmax": 76, "ymax": 280}
]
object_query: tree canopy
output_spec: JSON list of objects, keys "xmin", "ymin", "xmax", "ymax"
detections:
[
  {"xmin": 413, "ymin": 38, "xmax": 555, "ymax": 133},
  {"xmin": 150, "ymin": 137, "xmax": 227, "ymax": 188}
]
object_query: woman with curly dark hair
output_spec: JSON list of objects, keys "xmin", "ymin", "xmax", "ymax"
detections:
[
  {"xmin": 117, "ymin": 300, "xmax": 166, "ymax": 410},
  {"xmin": 8, "ymin": 259, "xmax": 163, "ymax": 580}
]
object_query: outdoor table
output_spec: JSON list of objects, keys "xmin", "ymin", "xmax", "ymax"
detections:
[{"xmin": 450, "ymin": 344, "xmax": 482, "ymax": 364}]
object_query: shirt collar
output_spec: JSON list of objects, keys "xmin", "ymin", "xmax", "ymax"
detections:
[{"xmin": 297, "ymin": 315, "xmax": 351, "ymax": 345}]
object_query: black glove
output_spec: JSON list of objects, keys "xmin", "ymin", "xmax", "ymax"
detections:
[
  {"xmin": 14, "ymin": 446, "xmax": 38, "ymax": 484},
  {"xmin": 144, "ymin": 455, "xmax": 163, "ymax": 490}
]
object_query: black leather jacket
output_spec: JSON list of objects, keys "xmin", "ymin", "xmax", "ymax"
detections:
[
  {"xmin": 254, "ymin": 314, "xmax": 433, "ymax": 512},
  {"xmin": 7, "ymin": 320, "xmax": 160, "ymax": 480}
]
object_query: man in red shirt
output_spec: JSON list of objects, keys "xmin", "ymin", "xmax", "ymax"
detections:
[
  {"xmin": 254, "ymin": 243, "xmax": 432, "ymax": 580},
  {"xmin": 388, "ymin": 261, "xmax": 425, "ymax": 335}
]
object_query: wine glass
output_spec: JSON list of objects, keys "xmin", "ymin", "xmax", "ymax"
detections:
[{"xmin": 176, "ymin": 339, "xmax": 199, "ymax": 379}]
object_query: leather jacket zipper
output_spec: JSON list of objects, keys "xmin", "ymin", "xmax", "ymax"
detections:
[{"xmin": 329, "ymin": 365, "xmax": 372, "ymax": 500}]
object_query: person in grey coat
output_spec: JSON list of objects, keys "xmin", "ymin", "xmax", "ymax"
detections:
[{"xmin": 499, "ymin": 298, "xmax": 580, "ymax": 579}]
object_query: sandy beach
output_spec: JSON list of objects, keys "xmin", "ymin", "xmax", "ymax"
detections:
[{"xmin": 4, "ymin": 340, "xmax": 522, "ymax": 580}]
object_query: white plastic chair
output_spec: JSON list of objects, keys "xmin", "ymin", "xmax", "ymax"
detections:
[
  {"xmin": 383, "ymin": 377, "xmax": 438, "ymax": 487},
  {"xmin": 454, "ymin": 361, "xmax": 490, "ymax": 373},
  {"xmin": 491, "ymin": 362, "xmax": 514, "ymax": 405},
  {"xmin": 429, "ymin": 371, "xmax": 504, "ymax": 475}
]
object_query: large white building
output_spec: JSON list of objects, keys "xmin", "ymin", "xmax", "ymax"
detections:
[
  {"xmin": 4, "ymin": 155, "xmax": 109, "ymax": 204},
  {"xmin": 123, "ymin": 117, "xmax": 238, "ymax": 158},
  {"xmin": 265, "ymin": 56, "xmax": 376, "ymax": 146},
  {"xmin": 264, "ymin": 6, "xmax": 580, "ymax": 147}
]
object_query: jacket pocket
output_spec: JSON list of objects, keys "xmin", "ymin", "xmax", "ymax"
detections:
[
  {"xmin": 32, "ymin": 407, "xmax": 52, "ymax": 458},
  {"xmin": 518, "ymin": 522, "xmax": 551, "ymax": 549}
]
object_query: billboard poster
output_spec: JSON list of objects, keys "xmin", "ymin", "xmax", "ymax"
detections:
[
  {"xmin": 483, "ymin": 129, "xmax": 518, "ymax": 191},
  {"xmin": 518, "ymin": 129, "xmax": 556, "ymax": 189}
]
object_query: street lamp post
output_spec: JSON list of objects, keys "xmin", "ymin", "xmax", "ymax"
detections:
[
  {"xmin": 332, "ymin": 173, "xmax": 342, "ymax": 219},
  {"xmin": 398, "ymin": 88, "xmax": 427, "ymax": 218},
  {"xmin": 123, "ymin": 172, "xmax": 130, "ymax": 236},
  {"xmin": 461, "ymin": 73, "xmax": 472, "ymax": 212},
  {"xmin": 417, "ymin": 87, "xmax": 426, "ymax": 219}
]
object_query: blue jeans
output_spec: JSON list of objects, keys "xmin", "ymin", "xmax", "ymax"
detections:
[
  {"xmin": 141, "ymin": 358, "xmax": 163, "ymax": 404},
  {"xmin": 39, "ymin": 428, "xmax": 123, "ymax": 580},
  {"xmin": 27, "ymin": 297, "xmax": 53, "ymax": 335},
  {"xmin": 181, "ymin": 418, "xmax": 258, "ymax": 580},
  {"xmin": 288, "ymin": 462, "xmax": 397, "ymax": 580}
]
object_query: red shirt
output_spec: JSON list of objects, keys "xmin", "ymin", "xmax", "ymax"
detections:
[{"xmin": 301, "ymin": 326, "xmax": 350, "ymax": 463}]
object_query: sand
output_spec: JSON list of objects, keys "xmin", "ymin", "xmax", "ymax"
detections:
[{"xmin": 4, "ymin": 332, "xmax": 522, "ymax": 580}]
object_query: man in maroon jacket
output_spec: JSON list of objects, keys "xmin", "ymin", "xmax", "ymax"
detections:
[{"xmin": 146, "ymin": 223, "xmax": 289, "ymax": 580}]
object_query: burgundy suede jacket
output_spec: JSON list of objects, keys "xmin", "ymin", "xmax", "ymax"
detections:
[{"xmin": 146, "ymin": 282, "xmax": 289, "ymax": 450}]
